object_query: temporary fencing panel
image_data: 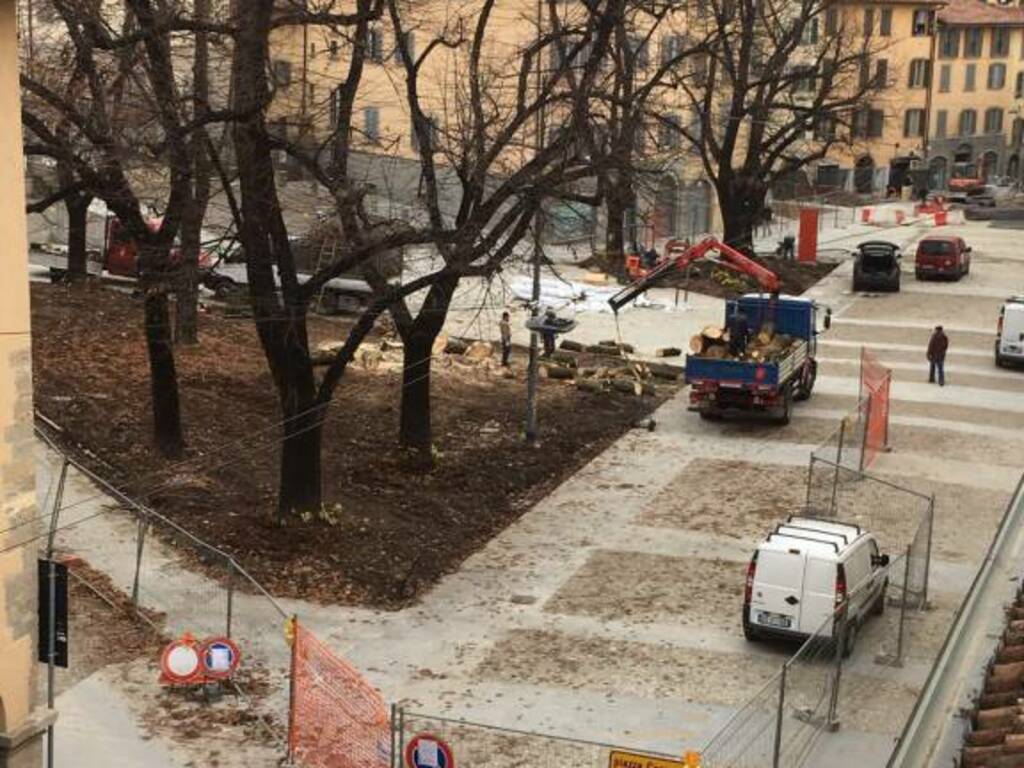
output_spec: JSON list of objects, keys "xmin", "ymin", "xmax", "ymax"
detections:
[
  {"xmin": 859, "ymin": 348, "xmax": 892, "ymax": 471},
  {"xmin": 289, "ymin": 621, "xmax": 391, "ymax": 768}
]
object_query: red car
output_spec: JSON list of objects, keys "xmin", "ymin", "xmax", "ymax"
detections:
[{"xmin": 915, "ymin": 235, "xmax": 971, "ymax": 281}]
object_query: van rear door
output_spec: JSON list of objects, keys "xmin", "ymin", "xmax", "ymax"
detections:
[
  {"xmin": 800, "ymin": 556, "xmax": 837, "ymax": 635},
  {"xmin": 750, "ymin": 549, "xmax": 805, "ymax": 632}
]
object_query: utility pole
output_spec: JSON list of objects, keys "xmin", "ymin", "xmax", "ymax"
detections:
[{"xmin": 525, "ymin": 0, "xmax": 545, "ymax": 444}]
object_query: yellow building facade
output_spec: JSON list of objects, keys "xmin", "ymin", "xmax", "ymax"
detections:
[{"xmin": 0, "ymin": 0, "xmax": 51, "ymax": 765}]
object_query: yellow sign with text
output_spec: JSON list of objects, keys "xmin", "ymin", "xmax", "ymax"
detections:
[{"xmin": 608, "ymin": 750, "xmax": 690, "ymax": 768}]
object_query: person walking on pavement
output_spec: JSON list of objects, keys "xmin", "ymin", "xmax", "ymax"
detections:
[
  {"xmin": 927, "ymin": 325, "xmax": 949, "ymax": 386},
  {"xmin": 499, "ymin": 311, "xmax": 512, "ymax": 367}
]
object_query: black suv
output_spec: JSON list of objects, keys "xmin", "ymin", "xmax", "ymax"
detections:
[{"xmin": 853, "ymin": 240, "xmax": 902, "ymax": 293}]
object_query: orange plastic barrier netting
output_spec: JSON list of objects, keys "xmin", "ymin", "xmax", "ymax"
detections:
[
  {"xmin": 860, "ymin": 348, "xmax": 892, "ymax": 470},
  {"xmin": 289, "ymin": 621, "xmax": 391, "ymax": 768}
]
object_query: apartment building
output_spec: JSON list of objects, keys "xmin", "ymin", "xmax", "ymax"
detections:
[
  {"xmin": 266, "ymin": 4, "xmax": 715, "ymax": 247},
  {"xmin": 816, "ymin": 0, "xmax": 1024, "ymax": 194}
]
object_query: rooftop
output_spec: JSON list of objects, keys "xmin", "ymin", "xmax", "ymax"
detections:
[{"xmin": 938, "ymin": 0, "xmax": 1024, "ymax": 27}]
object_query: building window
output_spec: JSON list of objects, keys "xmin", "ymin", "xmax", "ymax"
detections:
[
  {"xmin": 939, "ymin": 64, "xmax": 951, "ymax": 92},
  {"xmin": 869, "ymin": 109, "xmax": 885, "ymax": 137},
  {"xmin": 993, "ymin": 28, "xmax": 1011, "ymax": 58},
  {"xmin": 912, "ymin": 9, "xmax": 932, "ymax": 36},
  {"xmin": 985, "ymin": 107, "xmax": 1004, "ymax": 134},
  {"xmin": 989, "ymin": 63, "xmax": 1007, "ymax": 90},
  {"xmin": 959, "ymin": 108, "xmax": 977, "ymax": 136},
  {"xmin": 792, "ymin": 66, "xmax": 817, "ymax": 93},
  {"xmin": 965, "ymin": 27, "xmax": 983, "ymax": 58},
  {"xmin": 825, "ymin": 7, "xmax": 838, "ymax": 36},
  {"xmin": 859, "ymin": 56, "xmax": 870, "ymax": 89},
  {"xmin": 965, "ymin": 63, "xmax": 976, "ymax": 91},
  {"xmin": 1013, "ymin": 117, "xmax": 1024, "ymax": 145},
  {"xmin": 1017, "ymin": 71, "xmax": 1024, "ymax": 98},
  {"xmin": 661, "ymin": 34, "xmax": 684, "ymax": 64},
  {"xmin": 411, "ymin": 114, "xmax": 438, "ymax": 153},
  {"xmin": 939, "ymin": 29, "xmax": 960, "ymax": 59},
  {"xmin": 629, "ymin": 36, "xmax": 649, "ymax": 69},
  {"xmin": 271, "ymin": 59, "xmax": 292, "ymax": 88},
  {"xmin": 864, "ymin": 8, "xmax": 874, "ymax": 36},
  {"xmin": 908, "ymin": 59, "xmax": 930, "ymax": 88},
  {"xmin": 880, "ymin": 8, "xmax": 892, "ymax": 36},
  {"xmin": 801, "ymin": 18, "xmax": 820, "ymax": 46},
  {"xmin": 368, "ymin": 28, "xmax": 384, "ymax": 63},
  {"xmin": 363, "ymin": 107, "xmax": 380, "ymax": 143},
  {"xmin": 329, "ymin": 40, "xmax": 339, "ymax": 59},
  {"xmin": 310, "ymin": 42, "xmax": 316, "ymax": 57},
  {"xmin": 875, "ymin": 58, "xmax": 889, "ymax": 88},
  {"xmin": 936, "ymin": 110, "xmax": 948, "ymax": 138},
  {"xmin": 904, "ymin": 109, "xmax": 926, "ymax": 137},
  {"xmin": 815, "ymin": 113, "xmax": 837, "ymax": 140},
  {"xmin": 329, "ymin": 88, "xmax": 339, "ymax": 127},
  {"xmin": 660, "ymin": 114, "xmax": 682, "ymax": 149}
]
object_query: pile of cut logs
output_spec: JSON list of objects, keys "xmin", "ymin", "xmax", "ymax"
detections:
[
  {"xmin": 689, "ymin": 324, "xmax": 796, "ymax": 363},
  {"xmin": 961, "ymin": 595, "xmax": 1024, "ymax": 768}
]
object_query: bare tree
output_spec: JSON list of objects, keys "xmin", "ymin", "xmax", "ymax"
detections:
[
  {"xmin": 21, "ymin": 0, "xmax": 232, "ymax": 456},
  {"xmin": 666, "ymin": 0, "xmax": 885, "ymax": 251}
]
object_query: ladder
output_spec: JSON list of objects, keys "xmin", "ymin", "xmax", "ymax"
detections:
[{"xmin": 312, "ymin": 237, "xmax": 338, "ymax": 314}]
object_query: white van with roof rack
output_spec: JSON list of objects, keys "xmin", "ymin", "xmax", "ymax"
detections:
[{"xmin": 742, "ymin": 515, "xmax": 890, "ymax": 655}]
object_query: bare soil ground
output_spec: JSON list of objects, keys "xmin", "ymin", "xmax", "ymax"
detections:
[{"xmin": 30, "ymin": 283, "xmax": 674, "ymax": 608}]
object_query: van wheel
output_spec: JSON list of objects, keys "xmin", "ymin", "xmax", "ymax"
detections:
[
  {"xmin": 841, "ymin": 620, "xmax": 858, "ymax": 659},
  {"xmin": 743, "ymin": 620, "xmax": 760, "ymax": 642}
]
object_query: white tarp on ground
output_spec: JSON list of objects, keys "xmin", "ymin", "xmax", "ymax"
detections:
[{"xmin": 506, "ymin": 274, "xmax": 683, "ymax": 314}]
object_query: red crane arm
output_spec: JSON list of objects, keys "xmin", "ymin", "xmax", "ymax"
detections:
[{"xmin": 608, "ymin": 237, "xmax": 781, "ymax": 311}]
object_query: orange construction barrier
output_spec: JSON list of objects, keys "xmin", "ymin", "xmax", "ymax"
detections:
[
  {"xmin": 860, "ymin": 347, "xmax": 892, "ymax": 471},
  {"xmin": 288, "ymin": 621, "xmax": 391, "ymax": 768}
]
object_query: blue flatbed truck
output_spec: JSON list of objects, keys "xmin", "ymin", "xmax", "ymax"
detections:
[{"xmin": 687, "ymin": 294, "xmax": 830, "ymax": 424}]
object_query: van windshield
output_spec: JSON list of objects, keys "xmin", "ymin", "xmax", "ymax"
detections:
[{"xmin": 919, "ymin": 240, "xmax": 952, "ymax": 256}]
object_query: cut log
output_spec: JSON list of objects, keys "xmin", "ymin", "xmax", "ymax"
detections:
[
  {"xmin": 998, "ymin": 646, "xmax": 1024, "ymax": 664},
  {"xmin": 542, "ymin": 364, "xmax": 574, "ymax": 380},
  {"xmin": 981, "ymin": 692, "xmax": 1024, "ymax": 710},
  {"xmin": 1007, "ymin": 733, "xmax": 1024, "ymax": 753},
  {"xmin": 445, "ymin": 338, "xmax": 469, "ymax": 355},
  {"xmin": 641, "ymin": 383, "xmax": 657, "ymax": 397},
  {"xmin": 977, "ymin": 706, "xmax": 1020, "ymax": 731},
  {"xmin": 701, "ymin": 325, "xmax": 724, "ymax": 341},
  {"xmin": 967, "ymin": 728, "xmax": 1012, "ymax": 747},
  {"xmin": 550, "ymin": 351, "xmax": 580, "ymax": 368},
  {"xmin": 576, "ymin": 379, "xmax": 606, "ymax": 394},
  {"xmin": 985, "ymin": 675, "xmax": 1024, "ymax": 694},
  {"xmin": 992, "ymin": 662, "xmax": 1024, "ymax": 682},
  {"xmin": 598, "ymin": 340, "xmax": 636, "ymax": 353},
  {"xmin": 611, "ymin": 378, "xmax": 643, "ymax": 396},
  {"xmin": 962, "ymin": 744, "xmax": 1004, "ymax": 768},
  {"xmin": 656, "ymin": 347, "xmax": 682, "ymax": 358},
  {"xmin": 464, "ymin": 341, "xmax": 494, "ymax": 360},
  {"xmin": 585, "ymin": 344, "xmax": 624, "ymax": 357},
  {"xmin": 582, "ymin": 271, "xmax": 608, "ymax": 285},
  {"xmin": 704, "ymin": 345, "xmax": 727, "ymax": 360},
  {"xmin": 560, "ymin": 339, "xmax": 586, "ymax": 352},
  {"xmin": 689, "ymin": 335, "xmax": 704, "ymax": 354},
  {"xmin": 647, "ymin": 362, "xmax": 684, "ymax": 380}
]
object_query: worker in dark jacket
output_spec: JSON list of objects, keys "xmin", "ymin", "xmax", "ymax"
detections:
[
  {"xmin": 728, "ymin": 310, "xmax": 750, "ymax": 357},
  {"xmin": 927, "ymin": 325, "xmax": 949, "ymax": 386}
]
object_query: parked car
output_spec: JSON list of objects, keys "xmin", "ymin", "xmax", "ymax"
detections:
[
  {"xmin": 996, "ymin": 296, "xmax": 1024, "ymax": 368},
  {"xmin": 915, "ymin": 235, "xmax": 971, "ymax": 281},
  {"xmin": 852, "ymin": 240, "xmax": 901, "ymax": 292},
  {"xmin": 742, "ymin": 515, "xmax": 890, "ymax": 656}
]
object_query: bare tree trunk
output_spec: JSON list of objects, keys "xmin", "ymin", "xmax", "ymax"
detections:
[
  {"xmin": 65, "ymin": 193, "xmax": 91, "ymax": 281},
  {"xmin": 719, "ymin": 175, "xmax": 768, "ymax": 256},
  {"xmin": 278, "ymin": 355, "xmax": 323, "ymax": 520},
  {"xmin": 605, "ymin": 191, "xmax": 627, "ymax": 262},
  {"xmin": 139, "ymin": 245, "xmax": 185, "ymax": 457},
  {"xmin": 175, "ymin": 0, "xmax": 212, "ymax": 345},
  {"xmin": 399, "ymin": 331, "xmax": 434, "ymax": 464}
]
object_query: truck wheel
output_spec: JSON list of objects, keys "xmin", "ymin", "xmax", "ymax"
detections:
[
  {"xmin": 794, "ymin": 360, "xmax": 817, "ymax": 402},
  {"xmin": 699, "ymin": 409, "xmax": 722, "ymax": 422}
]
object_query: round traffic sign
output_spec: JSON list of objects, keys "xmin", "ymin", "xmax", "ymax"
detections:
[
  {"xmin": 404, "ymin": 733, "xmax": 454, "ymax": 768},
  {"xmin": 160, "ymin": 637, "xmax": 202, "ymax": 685},
  {"xmin": 200, "ymin": 637, "xmax": 241, "ymax": 680}
]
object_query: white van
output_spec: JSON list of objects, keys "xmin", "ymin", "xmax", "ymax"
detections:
[
  {"xmin": 742, "ymin": 516, "xmax": 890, "ymax": 654},
  {"xmin": 996, "ymin": 297, "xmax": 1024, "ymax": 368}
]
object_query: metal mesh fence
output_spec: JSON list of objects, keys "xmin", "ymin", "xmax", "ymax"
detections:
[
  {"xmin": 394, "ymin": 709, "xmax": 681, "ymax": 768},
  {"xmin": 700, "ymin": 672, "xmax": 783, "ymax": 768},
  {"xmin": 37, "ymin": 435, "xmax": 292, "ymax": 753}
]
